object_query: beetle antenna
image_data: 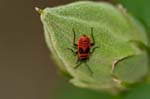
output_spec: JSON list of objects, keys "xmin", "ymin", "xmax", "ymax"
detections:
[
  {"xmin": 91, "ymin": 27, "xmax": 95, "ymax": 46},
  {"xmin": 72, "ymin": 28, "xmax": 78, "ymax": 46}
]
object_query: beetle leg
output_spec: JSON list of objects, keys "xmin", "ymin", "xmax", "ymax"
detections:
[
  {"xmin": 66, "ymin": 48, "xmax": 77, "ymax": 55},
  {"xmin": 90, "ymin": 27, "xmax": 95, "ymax": 46},
  {"xmin": 90, "ymin": 46, "xmax": 99, "ymax": 54},
  {"xmin": 84, "ymin": 61, "xmax": 93, "ymax": 74},
  {"xmin": 72, "ymin": 28, "xmax": 78, "ymax": 47},
  {"xmin": 74, "ymin": 60, "xmax": 82, "ymax": 69},
  {"xmin": 73, "ymin": 45, "xmax": 77, "ymax": 49},
  {"xmin": 76, "ymin": 58, "xmax": 80, "ymax": 64}
]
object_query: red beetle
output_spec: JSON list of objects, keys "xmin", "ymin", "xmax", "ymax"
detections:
[{"xmin": 67, "ymin": 28, "xmax": 99, "ymax": 74}]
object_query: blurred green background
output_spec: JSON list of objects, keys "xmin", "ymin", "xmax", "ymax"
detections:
[{"xmin": 0, "ymin": 0, "xmax": 150, "ymax": 99}]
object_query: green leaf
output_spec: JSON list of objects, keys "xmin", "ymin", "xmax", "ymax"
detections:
[
  {"xmin": 117, "ymin": 0, "xmax": 150, "ymax": 46},
  {"xmin": 117, "ymin": 0, "xmax": 150, "ymax": 84},
  {"xmin": 38, "ymin": 1, "xmax": 148, "ymax": 93},
  {"xmin": 113, "ymin": 53, "xmax": 148, "ymax": 83},
  {"xmin": 54, "ymin": 80, "xmax": 119, "ymax": 99},
  {"xmin": 125, "ymin": 83, "xmax": 150, "ymax": 99}
]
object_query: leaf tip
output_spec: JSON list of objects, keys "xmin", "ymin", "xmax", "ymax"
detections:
[{"xmin": 35, "ymin": 7, "xmax": 43, "ymax": 14}]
